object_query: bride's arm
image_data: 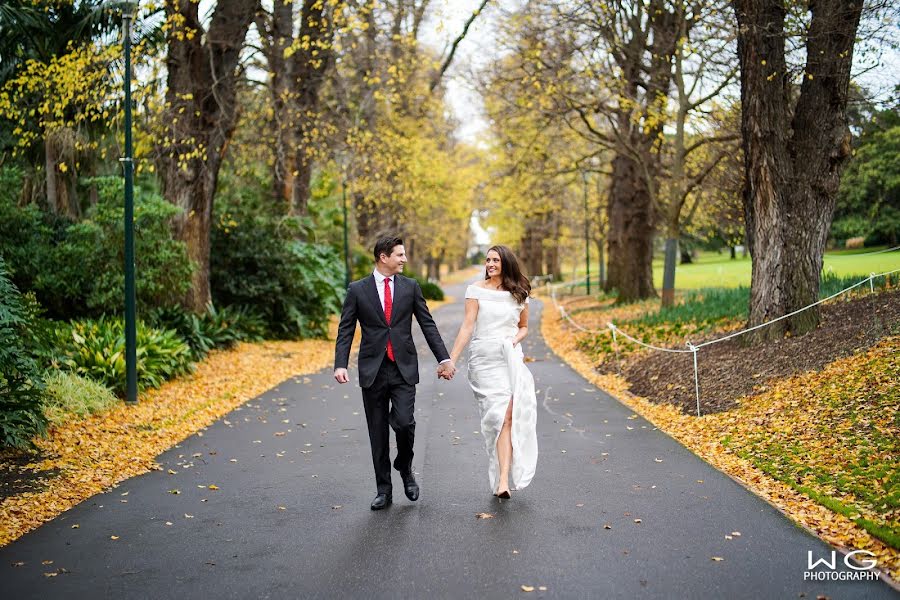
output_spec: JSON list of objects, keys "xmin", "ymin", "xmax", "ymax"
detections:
[
  {"xmin": 512, "ymin": 303, "xmax": 529, "ymax": 346},
  {"xmin": 449, "ymin": 299, "xmax": 479, "ymax": 365}
]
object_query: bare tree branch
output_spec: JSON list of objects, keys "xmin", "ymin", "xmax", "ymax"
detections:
[{"xmin": 429, "ymin": 0, "xmax": 490, "ymax": 92}]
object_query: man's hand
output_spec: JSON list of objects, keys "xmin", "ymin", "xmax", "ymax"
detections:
[
  {"xmin": 437, "ymin": 361, "xmax": 457, "ymax": 380},
  {"xmin": 334, "ymin": 368, "xmax": 349, "ymax": 384}
]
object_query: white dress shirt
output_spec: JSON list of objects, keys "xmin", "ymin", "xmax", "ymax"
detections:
[
  {"xmin": 373, "ymin": 268, "xmax": 450, "ymax": 364},
  {"xmin": 373, "ymin": 268, "xmax": 393, "ymax": 312}
]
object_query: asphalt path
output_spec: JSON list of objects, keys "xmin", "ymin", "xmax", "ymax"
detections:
[{"xmin": 2, "ymin": 276, "xmax": 897, "ymax": 599}]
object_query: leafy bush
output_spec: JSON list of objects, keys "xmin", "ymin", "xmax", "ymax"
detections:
[
  {"xmin": 148, "ymin": 303, "xmax": 265, "ymax": 361},
  {"xmin": 0, "ymin": 257, "xmax": 47, "ymax": 449},
  {"xmin": 408, "ymin": 273, "xmax": 445, "ymax": 301},
  {"xmin": 37, "ymin": 178, "xmax": 193, "ymax": 318},
  {"xmin": 42, "ymin": 370, "xmax": 118, "ymax": 427},
  {"xmin": 211, "ymin": 210, "xmax": 343, "ymax": 338},
  {"xmin": 49, "ymin": 317, "xmax": 193, "ymax": 396},
  {"xmin": 0, "ymin": 172, "xmax": 43, "ymax": 285},
  {"xmin": 830, "ymin": 215, "xmax": 872, "ymax": 245},
  {"xmin": 0, "ymin": 174, "xmax": 193, "ymax": 320}
]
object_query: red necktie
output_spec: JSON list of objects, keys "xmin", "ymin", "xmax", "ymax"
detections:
[{"xmin": 384, "ymin": 278, "xmax": 395, "ymax": 361}]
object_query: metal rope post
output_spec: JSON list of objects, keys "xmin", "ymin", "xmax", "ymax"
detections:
[
  {"xmin": 687, "ymin": 342, "xmax": 700, "ymax": 417},
  {"xmin": 608, "ymin": 323, "xmax": 621, "ymax": 374},
  {"xmin": 870, "ymin": 273, "xmax": 876, "ymax": 294}
]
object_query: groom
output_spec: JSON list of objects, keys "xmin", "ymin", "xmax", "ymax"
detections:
[{"xmin": 334, "ymin": 236, "xmax": 456, "ymax": 510}]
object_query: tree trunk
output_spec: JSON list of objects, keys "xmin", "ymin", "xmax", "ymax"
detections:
[
  {"xmin": 44, "ymin": 128, "xmax": 79, "ymax": 219},
  {"xmin": 160, "ymin": 0, "xmax": 258, "ymax": 312},
  {"xmin": 604, "ymin": 0, "xmax": 677, "ymax": 303},
  {"xmin": 734, "ymin": 0, "xmax": 861, "ymax": 339},
  {"xmin": 44, "ymin": 137, "xmax": 58, "ymax": 215},
  {"xmin": 289, "ymin": 0, "xmax": 336, "ymax": 216},
  {"xmin": 594, "ymin": 236, "xmax": 606, "ymax": 287},
  {"xmin": 661, "ymin": 237, "xmax": 678, "ymax": 306},
  {"xmin": 268, "ymin": 0, "xmax": 294, "ymax": 209},
  {"xmin": 544, "ymin": 211, "xmax": 560, "ymax": 278},
  {"xmin": 519, "ymin": 219, "xmax": 544, "ymax": 277},
  {"xmin": 606, "ymin": 152, "xmax": 656, "ymax": 301}
]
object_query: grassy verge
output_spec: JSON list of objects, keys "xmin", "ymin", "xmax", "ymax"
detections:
[
  {"xmin": 568, "ymin": 272, "xmax": 895, "ymax": 363},
  {"xmin": 561, "ymin": 248, "xmax": 900, "ymax": 290}
]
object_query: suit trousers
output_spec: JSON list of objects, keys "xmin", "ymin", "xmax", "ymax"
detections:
[{"xmin": 361, "ymin": 354, "xmax": 416, "ymax": 494}]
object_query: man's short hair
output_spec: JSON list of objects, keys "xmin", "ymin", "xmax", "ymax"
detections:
[{"xmin": 373, "ymin": 236, "xmax": 403, "ymax": 262}]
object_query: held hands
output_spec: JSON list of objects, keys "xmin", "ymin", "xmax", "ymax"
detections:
[
  {"xmin": 437, "ymin": 361, "xmax": 457, "ymax": 380},
  {"xmin": 334, "ymin": 368, "xmax": 349, "ymax": 384}
]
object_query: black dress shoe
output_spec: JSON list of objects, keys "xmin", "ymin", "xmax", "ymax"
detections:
[
  {"xmin": 400, "ymin": 471, "xmax": 419, "ymax": 501},
  {"xmin": 371, "ymin": 493, "xmax": 392, "ymax": 510}
]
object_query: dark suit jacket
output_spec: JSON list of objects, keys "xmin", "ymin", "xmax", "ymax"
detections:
[{"xmin": 334, "ymin": 274, "xmax": 450, "ymax": 388}]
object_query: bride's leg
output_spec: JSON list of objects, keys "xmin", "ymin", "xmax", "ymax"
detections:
[{"xmin": 496, "ymin": 397, "xmax": 514, "ymax": 494}]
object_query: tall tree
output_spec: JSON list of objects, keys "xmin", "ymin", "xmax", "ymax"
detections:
[
  {"xmin": 0, "ymin": 0, "xmax": 116, "ymax": 217},
  {"xmin": 158, "ymin": 0, "xmax": 259, "ymax": 311},
  {"xmin": 733, "ymin": 0, "xmax": 864, "ymax": 338},
  {"xmin": 257, "ymin": 0, "xmax": 340, "ymax": 216},
  {"xmin": 659, "ymin": 1, "xmax": 738, "ymax": 306}
]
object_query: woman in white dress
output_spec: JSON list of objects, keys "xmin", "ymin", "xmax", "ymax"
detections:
[{"xmin": 447, "ymin": 245, "xmax": 538, "ymax": 498}]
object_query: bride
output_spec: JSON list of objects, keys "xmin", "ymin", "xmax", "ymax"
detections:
[{"xmin": 446, "ymin": 245, "xmax": 538, "ymax": 498}]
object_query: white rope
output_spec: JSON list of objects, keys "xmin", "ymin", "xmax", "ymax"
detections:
[
  {"xmin": 607, "ymin": 323, "xmax": 696, "ymax": 353},
  {"xmin": 694, "ymin": 267, "xmax": 900, "ymax": 348},
  {"xmin": 548, "ymin": 267, "xmax": 900, "ymax": 353},
  {"xmin": 548, "ymin": 281, "xmax": 610, "ymax": 335},
  {"xmin": 833, "ymin": 244, "xmax": 900, "ymax": 256},
  {"xmin": 547, "ymin": 266, "xmax": 899, "ymax": 417}
]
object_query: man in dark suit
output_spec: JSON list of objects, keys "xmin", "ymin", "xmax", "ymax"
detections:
[{"xmin": 334, "ymin": 236, "xmax": 456, "ymax": 510}]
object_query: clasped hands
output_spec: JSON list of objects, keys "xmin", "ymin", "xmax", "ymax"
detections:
[{"xmin": 437, "ymin": 361, "xmax": 457, "ymax": 380}]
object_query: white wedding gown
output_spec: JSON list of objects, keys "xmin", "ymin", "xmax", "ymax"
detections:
[{"xmin": 464, "ymin": 285, "xmax": 538, "ymax": 492}]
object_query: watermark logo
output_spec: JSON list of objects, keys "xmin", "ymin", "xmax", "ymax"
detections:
[{"xmin": 804, "ymin": 550, "xmax": 881, "ymax": 582}]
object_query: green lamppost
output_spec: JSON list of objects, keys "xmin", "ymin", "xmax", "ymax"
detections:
[
  {"xmin": 122, "ymin": 1, "xmax": 138, "ymax": 404},
  {"xmin": 583, "ymin": 170, "xmax": 590, "ymax": 296},
  {"xmin": 342, "ymin": 177, "xmax": 350, "ymax": 289}
]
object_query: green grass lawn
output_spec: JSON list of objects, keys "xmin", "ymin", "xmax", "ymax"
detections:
[{"xmin": 563, "ymin": 247, "xmax": 900, "ymax": 290}]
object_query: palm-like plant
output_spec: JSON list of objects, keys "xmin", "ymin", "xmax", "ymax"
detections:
[{"xmin": 0, "ymin": 1, "xmax": 164, "ymax": 215}]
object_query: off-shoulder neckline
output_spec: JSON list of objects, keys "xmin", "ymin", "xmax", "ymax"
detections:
[{"xmin": 467, "ymin": 284, "xmax": 508, "ymax": 292}]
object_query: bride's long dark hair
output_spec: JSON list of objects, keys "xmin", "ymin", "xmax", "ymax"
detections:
[{"xmin": 486, "ymin": 245, "xmax": 531, "ymax": 305}]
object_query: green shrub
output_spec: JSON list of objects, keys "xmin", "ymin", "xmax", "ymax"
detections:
[
  {"xmin": 50, "ymin": 317, "xmax": 193, "ymax": 396},
  {"xmin": 147, "ymin": 303, "xmax": 265, "ymax": 361},
  {"xmin": 208, "ymin": 304, "xmax": 267, "ymax": 344},
  {"xmin": 0, "ymin": 167, "xmax": 64, "ymax": 294},
  {"xmin": 830, "ymin": 215, "xmax": 872, "ymax": 245},
  {"xmin": 37, "ymin": 178, "xmax": 193, "ymax": 318},
  {"xmin": 42, "ymin": 370, "xmax": 118, "ymax": 426},
  {"xmin": 0, "ymin": 257, "xmax": 47, "ymax": 449},
  {"xmin": 211, "ymin": 211, "xmax": 343, "ymax": 338},
  {"xmin": 408, "ymin": 273, "xmax": 445, "ymax": 301},
  {"xmin": 0, "ymin": 175, "xmax": 194, "ymax": 320}
]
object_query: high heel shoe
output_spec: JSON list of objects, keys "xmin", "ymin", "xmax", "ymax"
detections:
[{"xmin": 496, "ymin": 489, "xmax": 511, "ymax": 499}]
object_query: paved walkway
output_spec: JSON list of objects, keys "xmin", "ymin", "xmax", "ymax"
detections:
[{"xmin": 2, "ymin": 278, "xmax": 896, "ymax": 598}]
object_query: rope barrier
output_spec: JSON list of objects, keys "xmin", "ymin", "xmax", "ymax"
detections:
[
  {"xmin": 546, "ymin": 265, "xmax": 900, "ymax": 416},
  {"xmin": 694, "ymin": 267, "xmax": 900, "ymax": 349},
  {"xmin": 606, "ymin": 323, "xmax": 695, "ymax": 354}
]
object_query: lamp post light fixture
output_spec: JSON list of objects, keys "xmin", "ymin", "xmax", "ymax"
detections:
[{"xmin": 121, "ymin": 1, "xmax": 139, "ymax": 404}]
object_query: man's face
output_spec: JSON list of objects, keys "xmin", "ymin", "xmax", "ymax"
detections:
[{"xmin": 380, "ymin": 245, "xmax": 407, "ymax": 275}]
